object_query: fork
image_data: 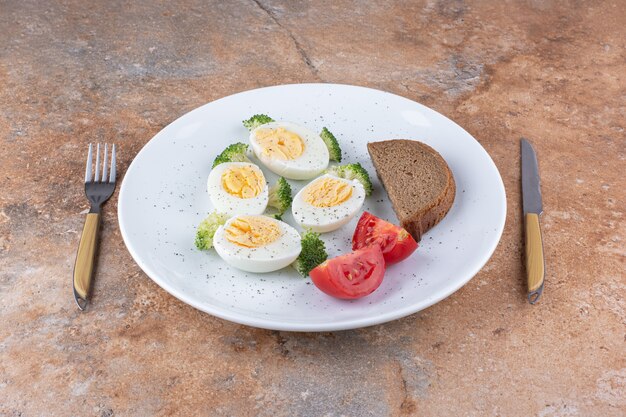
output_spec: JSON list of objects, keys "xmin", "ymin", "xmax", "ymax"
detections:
[{"xmin": 73, "ymin": 143, "xmax": 117, "ymax": 310}]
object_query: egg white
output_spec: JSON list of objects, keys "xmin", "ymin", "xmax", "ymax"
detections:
[
  {"xmin": 249, "ymin": 121, "xmax": 329, "ymax": 180},
  {"xmin": 291, "ymin": 174, "xmax": 366, "ymax": 233},
  {"xmin": 213, "ymin": 216, "xmax": 302, "ymax": 273},
  {"xmin": 207, "ymin": 162, "xmax": 269, "ymax": 217}
]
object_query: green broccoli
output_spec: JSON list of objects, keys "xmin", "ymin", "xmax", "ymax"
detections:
[
  {"xmin": 212, "ymin": 143, "xmax": 251, "ymax": 168},
  {"xmin": 319, "ymin": 127, "xmax": 342, "ymax": 162},
  {"xmin": 242, "ymin": 114, "xmax": 274, "ymax": 131},
  {"xmin": 195, "ymin": 211, "xmax": 229, "ymax": 250},
  {"xmin": 292, "ymin": 230, "xmax": 328, "ymax": 277},
  {"xmin": 326, "ymin": 163, "xmax": 373, "ymax": 196},
  {"xmin": 267, "ymin": 177, "xmax": 292, "ymax": 216}
]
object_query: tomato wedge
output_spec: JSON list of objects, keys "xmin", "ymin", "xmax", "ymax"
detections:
[
  {"xmin": 309, "ymin": 246, "xmax": 385, "ymax": 299},
  {"xmin": 352, "ymin": 211, "xmax": 418, "ymax": 264}
]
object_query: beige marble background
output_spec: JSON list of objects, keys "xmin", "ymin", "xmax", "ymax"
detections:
[{"xmin": 0, "ymin": 1, "xmax": 624, "ymax": 416}]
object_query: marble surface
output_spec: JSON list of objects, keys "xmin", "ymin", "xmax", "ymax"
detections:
[{"xmin": 1, "ymin": 1, "xmax": 624, "ymax": 416}]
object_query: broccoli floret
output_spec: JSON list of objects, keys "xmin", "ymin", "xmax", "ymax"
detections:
[
  {"xmin": 326, "ymin": 163, "xmax": 373, "ymax": 196},
  {"xmin": 272, "ymin": 213, "xmax": 283, "ymax": 221},
  {"xmin": 212, "ymin": 143, "xmax": 251, "ymax": 168},
  {"xmin": 267, "ymin": 177, "xmax": 292, "ymax": 216},
  {"xmin": 320, "ymin": 127, "xmax": 342, "ymax": 162},
  {"xmin": 242, "ymin": 114, "xmax": 274, "ymax": 131},
  {"xmin": 195, "ymin": 211, "xmax": 229, "ymax": 250},
  {"xmin": 292, "ymin": 230, "xmax": 328, "ymax": 277}
]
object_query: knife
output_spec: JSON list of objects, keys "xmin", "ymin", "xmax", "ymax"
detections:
[{"xmin": 521, "ymin": 138, "xmax": 545, "ymax": 304}]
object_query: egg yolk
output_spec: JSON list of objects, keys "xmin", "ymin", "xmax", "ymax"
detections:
[
  {"xmin": 303, "ymin": 177, "xmax": 353, "ymax": 208},
  {"xmin": 225, "ymin": 216, "xmax": 282, "ymax": 248},
  {"xmin": 255, "ymin": 128, "xmax": 305, "ymax": 160},
  {"xmin": 221, "ymin": 166, "xmax": 264, "ymax": 199}
]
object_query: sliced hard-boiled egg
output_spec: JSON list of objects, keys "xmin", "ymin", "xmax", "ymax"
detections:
[
  {"xmin": 249, "ymin": 121, "xmax": 329, "ymax": 180},
  {"xmin": 213, "ymin": 215, "xmax": 302, "ymax": 273},
  {"xmin": 207, "ymin": 162, "xmax": 268, "ymax": 216},
  {"xmin": 292, "ymin": 174, "xmax": 366, "ymax": 233}
]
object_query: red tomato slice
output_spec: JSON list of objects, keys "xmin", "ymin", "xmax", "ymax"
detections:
[
  {"xmin": 352, "ymin": 211, "xmax": 418, "ymax": 264},
  {"xmin": 309, "ymin": 246, "xmax": 385, "ymax": 300}
]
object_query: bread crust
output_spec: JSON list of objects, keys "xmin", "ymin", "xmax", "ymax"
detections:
[{"xmin": 367, "ymin": 140, "xmax": 456, "ymax": 242}]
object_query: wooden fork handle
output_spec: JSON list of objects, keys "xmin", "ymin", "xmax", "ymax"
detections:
[
  {"xmin": 73, "ymin": 213, "xmax": 100, "ymax": 309},
  {"xmin": 525, "ymin": 213, "xmax": 545, "ymax": 304}
]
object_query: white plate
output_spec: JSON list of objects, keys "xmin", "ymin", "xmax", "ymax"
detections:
[{"xmin": 118, "ymin": 84, "xmax": 506, "ymax": 332}]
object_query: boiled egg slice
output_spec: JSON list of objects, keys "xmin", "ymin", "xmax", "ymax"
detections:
[
  {"xmin": 213, "ymin": 215, "xmax": 302, "ymax": 273},
  {"xmin": 292, "ymin": 174, "xmax": 366, "ymax": 233},
  {"xmin": 207, "ymin": 162, "xmax": 268, "ymax": 216},
  {"xmin": 249, "ymin": 121, "xmax": 329, "ymax": 180}
]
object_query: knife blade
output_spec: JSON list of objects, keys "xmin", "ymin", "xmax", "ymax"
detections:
[{"xmin": 521, "ymin": 138, "xmax": 545, "ymax": 304}]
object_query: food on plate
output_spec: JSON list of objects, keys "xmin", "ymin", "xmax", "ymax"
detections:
[
  {"xmin": 207, "ymin": 162, "xmax": 269, "ymax": 216},
  {"xmin": 249, "ymin": 121, "xmax": 329, "ymax": 180},
  {"xmin": 309, "ymin": 245, "xmax": 386, "ymax": 299},
  {"xmin": 352, "ymin": 211, "xmax": 418, "ymax": 264},
  {"xmin": 266, "ymin": 177, "xmax": 293, "ymax": 219},
  {"xmin": 307, "ymin": 213, "xmax": 417, "ymax": 299},
  {"xmin": 197, "ymin": 115, "xmax": 412, "ymax": 290},
  {"xmin": 213, "ymin": 215, "xmax": 302, "ymax": 273},
  {"xmin": 291, "ymin": 174, "xmax": 366, "ymax": 233},
  {"xmin": 244, "ymin": 113, "xmax": 343, "ymax": 163},
  {"xmin": 325, "ymin": 162, "xmax": 373, "ymax": 196},
  {"xmin": 212, "ymin": 142, "xmax": 252, "ymax": 168},
  {"xmin": 367, "ymin": 139, "xmax": 455, "ymax": 241},
  {"xmin": 291, "ymin": 230, "xmax": 328, "ymax": 276},
  {"xmin": 195, "ymin": 211, "xmax": 229, "ymax": 250},
  {"xmin": 243, "ymin": 114, "xmax": 275, "ymax": 131},
  {"xmin": 319, "ymin": 127, "xmax": 342, "ymax": 162}
]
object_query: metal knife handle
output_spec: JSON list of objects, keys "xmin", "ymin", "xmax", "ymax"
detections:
[
  {"xmin": 525, "ymin": 213, "xmax": 545, "ymax": 304},
  {"xmin": 73, "ymin": 213, "xmax": 100, "ymax": 310}
]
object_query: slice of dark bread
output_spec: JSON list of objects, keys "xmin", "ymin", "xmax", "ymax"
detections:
[{"xmin": 367, "ymin": 139, "xmax": 455, "ymax": 242}]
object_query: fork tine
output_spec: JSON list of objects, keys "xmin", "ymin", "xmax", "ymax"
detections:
[
  {"xmin": 109, "ymin": 144, "xmax": 116, "ymax": 183},
  {"xmin": 94, "ymin": 143, "xmax": 101, "ymax": 182},
  {"xmin": 84, "ymin": 143, "xmax": 93, "ymax": 183},
  {"xmin": 101, "ymin": 143, "xmax": 108, "ymax": 182}
]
